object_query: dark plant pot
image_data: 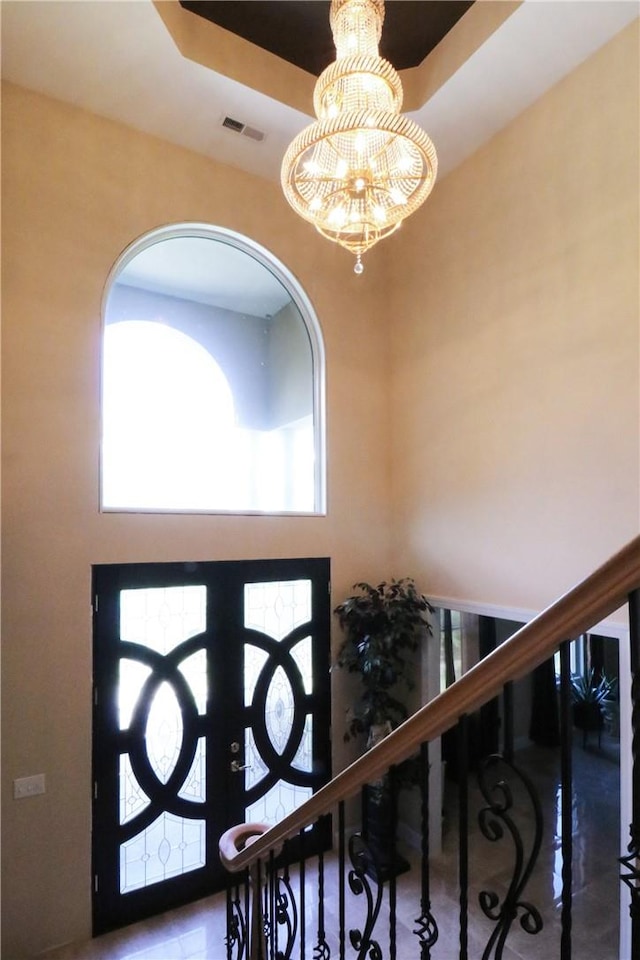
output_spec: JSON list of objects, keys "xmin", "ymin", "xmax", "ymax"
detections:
[
  {"xmin": 572, "ymin": 702, "xmax": 603, "ymax": 730},
  {"xmin": 572, "ymin": 702, "xmax": 603, "ymax": 747},
  {"xmin": 361, "ymin": 781, "xmax": 410, "ymax": 882}
]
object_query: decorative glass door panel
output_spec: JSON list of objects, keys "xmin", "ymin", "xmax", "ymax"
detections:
[
  {"xmin": 93, "ymin": 558, "xmax": 330, "ymax": 935},
  {"xmin": 243, "ymin": 580, "xmax": 315, "ymax": 824}
]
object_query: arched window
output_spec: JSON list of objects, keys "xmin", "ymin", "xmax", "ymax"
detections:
[{"xmin": 101, "ymin": 225, "xmax": 325, "ymax": 514}]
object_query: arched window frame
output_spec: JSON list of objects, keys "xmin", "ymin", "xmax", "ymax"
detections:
[{"xmin": 100, "ymin": 223, "xmax": 327, "ymax": 516}]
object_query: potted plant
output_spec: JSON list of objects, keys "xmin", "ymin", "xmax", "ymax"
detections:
[
  {"xmin": 334, "ymin": 578, "xmax": 434, "ymax": 743},
  {"xmin": 570, "ymin": 668, "xmax": 617, "ymax": 747},
  {"xmin": 333, "ymin": 578, "xmax": 433, "ymax": 877}
]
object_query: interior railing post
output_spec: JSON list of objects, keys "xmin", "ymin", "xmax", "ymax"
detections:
[
  {"xmin": 559, "ymin": 639, "xmax": 573, "ymax": 959},
  {"xmin": 444, "ymin": 608, "xmax": 456, "ymax": 687},
  {"xmin": 458, "ymin": 714, "xmax": 469, "ymax": 960},
  {"xmin": 620, "ymin": 588, "xmax": 640, "ymax": 957}
]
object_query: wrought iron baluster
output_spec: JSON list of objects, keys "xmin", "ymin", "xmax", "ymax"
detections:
[
  {"xmin": 389, "ymin": 780, "xmax": 398, "ymax": 960},
  {"xmin": 299, "ymin": 827, "xmax": 306, "ymax": 960},
  {"xmin": 414, "ymin": 740, "xmax": 438, "ymax": 957},
  {"xmin": 245, "ymin": 870, "xmax": 251, "ymax": 960},
  {"xmin": 275, "ymin": 853, "xmax": 297, "ymax": 960},
  {"xmin": 226, "ymin": 878, "xmax": 248, "ymax": 960},
  {"xmin": 250, "ymin": 860, "xmax": 267, "ymax": 960},
  {"xmin": 226, "ymin": 883, "xmax": 234, "ymax": 960},
  {"xmin": 339, "ymin": 801, "xmax": 346, "ymax": 960},
  {"xmin": 458, "ymin": 714, "xmax": 469, "ymax": 960},
  {"xmin": 347, "ymin": 830, "xmax": 384, "ymax": 960},
  {"xmin": 559, "ymin": 640, "xmax": 573, "ymax": 960},
  {"xmin": 388, "ymin": 765, "xmax": 399, "ymax": 960},
  {"xmin": 620, "ymin": 588, "xmax": 640, "ymax": 958},
  {"xmin": 389, "ymin": 842, "xmax": 397, "ymax": 960},
  {"xmin": 477, "ymin": 754, "xmax": 544, "ymax": 960},
  {"xmin": 314, "ymin": 842, "xmax": 330, "ymax": 959},
  {"xmin": 262, "ymin": 867, "xmax": 270, "ymax": 958},
  {"xmin": 268, "ymin": 850, "xmax": 276, "ymax": 959},
  {"xmin": 502, "ymin": 681, "xmax": 514, "ymax": 765}
]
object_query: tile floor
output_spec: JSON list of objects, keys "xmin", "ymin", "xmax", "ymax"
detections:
[{"xmin": 39, "ymin": 739, "xmax": 623, "ymax": 960}]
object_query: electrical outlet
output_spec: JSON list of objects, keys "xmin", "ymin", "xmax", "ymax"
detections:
[{"xmin": 13, "ymin": 774, "xmax": 46, "ymax": 799}]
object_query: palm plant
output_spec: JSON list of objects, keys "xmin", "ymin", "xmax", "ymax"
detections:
[
  {"xmin": 570, "ymin": 668, "xmax": 617, "ymax": 706},
  {"xmin": 570, "ymin": 668, "xmax": 617, "ymax": 738}
]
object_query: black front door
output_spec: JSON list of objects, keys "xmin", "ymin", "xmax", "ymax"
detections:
[{"xmin": 92, "ymin": 557, "xmax": 331, "ymax": 934}]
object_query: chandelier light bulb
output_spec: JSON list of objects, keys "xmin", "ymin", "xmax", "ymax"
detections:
[{"xmin": 281, "ymin": 0, "xmax": 437, "ymax": 272}]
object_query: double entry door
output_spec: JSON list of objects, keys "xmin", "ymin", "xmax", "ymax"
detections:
[{"xmin": 92, "ymin": 557, "xmax": 331, "ymax": 934}]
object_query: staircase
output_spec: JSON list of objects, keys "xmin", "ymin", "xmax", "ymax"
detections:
[{"xmin": 220, "ymin": 536, "xmax": 640, "ymax": 959}]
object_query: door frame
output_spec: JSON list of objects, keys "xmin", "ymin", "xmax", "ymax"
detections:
[{"xmin": 92, "ymin": 557, "xmax": 331, "ymax": 935}]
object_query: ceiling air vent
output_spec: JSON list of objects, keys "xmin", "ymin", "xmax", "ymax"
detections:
[
  {"xmin": 221, "ymin": 116, "xmax": 265, "ymax": 142},
  {"xmin": 242, "ymin": 125, "xmax": 265, "ymax": 142}
]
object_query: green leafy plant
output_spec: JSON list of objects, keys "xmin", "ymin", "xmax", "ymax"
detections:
[{"xmin": 334, "ymin": 578, "xmax": 434, "ymax": 744}]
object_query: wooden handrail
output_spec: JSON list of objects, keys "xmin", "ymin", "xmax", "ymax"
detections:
[{"xmin": 220, "ymin": 535, "xmax": 640, "ymax": 872}]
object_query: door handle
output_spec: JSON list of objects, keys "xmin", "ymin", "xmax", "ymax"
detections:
[{"xmin": 230, "ymin": 759, "xmax": 252, "ymax": 773}]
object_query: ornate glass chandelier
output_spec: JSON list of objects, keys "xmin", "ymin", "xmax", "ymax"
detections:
[{"xmin": 281, "ymin": 0, "xmax": 438, "ymax": 274}]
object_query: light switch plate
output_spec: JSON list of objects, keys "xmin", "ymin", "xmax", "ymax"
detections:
[{"xmin": 13, "ymin": 774, "xmax": 46, "ymax": 799}]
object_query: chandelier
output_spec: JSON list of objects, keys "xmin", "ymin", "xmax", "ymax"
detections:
[{"xmin": 281, "ymin": 0, "xmax": 438, "ymax": 274}]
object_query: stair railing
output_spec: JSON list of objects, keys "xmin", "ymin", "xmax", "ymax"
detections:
[{"xmin": 220, "ymin": 535, "xmax": 640, "ymax": 959}]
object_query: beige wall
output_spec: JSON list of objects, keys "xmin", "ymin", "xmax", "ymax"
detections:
[
  {"xmin": 389, "ymin": 21, "xmax": 639, "ymax": 615},
  {"xmin": 3, "ymin": 20, "xmax": 639, "ymax": 958},
  {"xmin": 1, "ymin": 83, "xmax": 393, "ymax": 958}
]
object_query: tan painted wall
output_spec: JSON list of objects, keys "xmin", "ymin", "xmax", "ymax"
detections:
[
  {"xmin": 389, "ymin": 22, "xmax": 640, "ymax": 615},
  {"xmin": 3, "ymin": 20, "xmax": 639, "ymax": 957},
  {"xmin": 1, "ymin": 83, "xmax": 392, "ymax": 958}
]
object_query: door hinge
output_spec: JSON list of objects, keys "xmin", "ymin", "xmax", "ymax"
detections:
[
  {"xmin": 93, "ymin": 595, "xmax": 99, "ymax": 613},
  {"xmin": 94, "ymin": 781, "xmax": 98, "ymax": 801},
  {"xmin": 94, "ymin": 875, "xmax": 99, "ymax": 894}
]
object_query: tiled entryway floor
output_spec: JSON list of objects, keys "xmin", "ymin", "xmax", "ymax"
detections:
[{"xmin": 39, "ymin": 739, "xmax": 624, "ymax": 959}]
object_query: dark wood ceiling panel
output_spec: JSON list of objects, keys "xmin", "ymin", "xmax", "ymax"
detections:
[{"xmin": 179, "ymin": 1, "xmax": 474, "ymax": 76}]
